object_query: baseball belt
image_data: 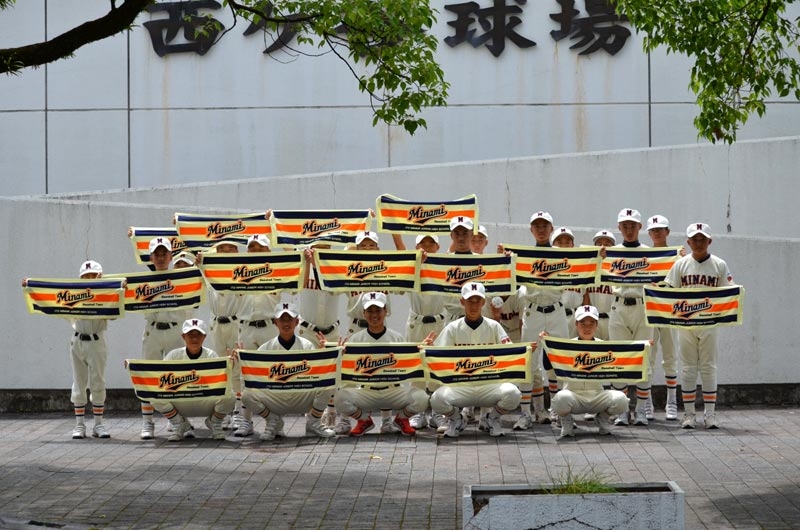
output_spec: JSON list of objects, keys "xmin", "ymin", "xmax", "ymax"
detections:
[
  {"xmin": 615, "ymin": 297, "xmax": 643, "ymax": 306},
  {"xmin": 565, "ymin": 308, "xmax": 574, "ymax": 316},
  {"xmin": 410, "ymin": 312, "xmax": 445, "ymax": 325},
  {"xmin": 300, "ymin": 320, "xmax": 339, "ymax": 336},
  {"xmin": 215, "ymin": 316, "xmax": 237, "ymax": 324},
  {"xmin": 352, "ymin": 318, "xmax": 368, "ymax": 329},
  {"xmin": 529, "ymin": 302, "xmax": 562, "ymax": 314},
  {"xmin": 74, "ymin": 333, "xmax": 100, "ymax": 341},
  {"xmin": 152, "ymin": 322, "xmax": 177, "ymax": 330},
  {"xmin": 247, "ymin": 320, "xmax": 269, "ymax": 328},
  {"xmin": 599, "ymin": 312, "xmax": 610, "ymax": 319},
  {"xmin": 368, "ymin": 384, "xmax": 401, "ymax": 390}
]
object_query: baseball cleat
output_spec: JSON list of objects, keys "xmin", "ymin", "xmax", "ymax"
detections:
[
  {"xmin": 704, "ymin": 412, "xmax": 719, "ymax": 429},
  {"xmin": 72, "ymin": 424, "xmax": 86, "ymax": 439},
  {"xmin": 140, "ymin": 421, "xmax": 155, "ymax": 440},
  {"xmin": 92, "ymin": 424, "xmax": 110, "ymax": 439},
  {"xmin": 513, "ymin": 413, "xmax": 534, "ymax": 431},
  {"xmin": 680, "ymin": 412, "xmax": 696, "ymax": 429},
  {"xmin": 349, "ymin": 418, "xmax": 375, "ymax": 437},
  {"xmin": 665, "ymin": 400, "xmax": 679, "ymax": 421}
]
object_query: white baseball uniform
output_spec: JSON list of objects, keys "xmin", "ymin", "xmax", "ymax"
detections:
[
  {"xmin": 142, "ymin": 308, "xmax": 192, "ymax": 360},
  {"xmin": 346, "ymin": 291, "xmax": 393, "ymax": 336},
  {"xmin": 206, "ymin": 288, "xmax": 244, "ymax": 355},
  {"xmin": 70, "ymin": 318, "xmax": 109, "ymax": 407},
  {"xmin": 406, "ymin": 291, "xmax": 448, "ymax": 343},
  {"xmin": 296, "ymin": 272, "xmax": 341, "ymax": 342},
  {"xmin": 238, "ymin": 292, "xmax": 281, "ymax": 349},
  {"xmin": 484, "ymin": 295, "xmax": 522, "ymax": 343},
  {"xmin": 584, "ymin": 285, "xmax": 614, "ymax": 340},
  {"xmin": 429, "ymin": 317, "xmax": 521, "ymax": 414}
]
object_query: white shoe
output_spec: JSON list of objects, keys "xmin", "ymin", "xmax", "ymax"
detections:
[
  {"xmin": 140, "ymin": 420, "xmax": 155, "ymax": 440},
  {"xmin": 463, "ymin": 406, "xmax": 477, "ymax": 423},
  {"xmin": 320, "ymin": 407, "xmax": 336, "ymax": 428},
  {"xmin": 72, "ymin": 424, "xmax": 86, "ymax": 439},
  {"xmin": 614, "ymin": 410, "xmax": 630, "ymax": 426},
  {"xmin": 513, "ymin": 413, "xmax": 534, "ymax": 431},
  {"xmin": 681, "ymin": 412, "xmax": 696, "ymax": 429},
  {"xmin": 665, "ymin": 400, "xmax": 679, "ymax": 421},
  {"xmin": 409, "ymin": 413, "xmax": 428, "ymax": 429},
  {"xmin": 534, "ymin": 409, "xmax": 552, "ymax": 425},
  {"xmin": 633, "ymin": 409, "xmax": 648, "ymax": 426},
  {"xmin": 233, "ymin": 419, "xmax": 254, "ymax": 437},
  {"xmin": 333, "ymin": 415, "xmax": 353, "ymax": 435},
  {"xmin": 92, "ymin": 423, "xmax": 110, "ymax": 439},
  {"xmin": 205, "ymin": 416, "xmax": 226, "ymax": 440},
  {"xmin": 484, "ymin": 413, "xmax": 504, "ymax": 437},
  {"xmin": 168, "ymin": 420, "xmax": 192, "ymax": 442},
  {"xmin": 548, "ymin": 408, "xmax": 560, "ymax": 425},
  {"xmin": 645, "ymin": 396, "xmax": 655, "ymax": 420},
  {"xmin": 583, "ymin": 413, "xmax": 596, "ymax": 421},
  {"xmin": 260, "ymin": 416, "xmax": 285, "ymax": 441},
  {"xmin": 560, "ymin": 415, "xmax": 575, "ymax": 438},
  {"xmin": 221, "ymin": 413, "xmax": 233, "ymax": 430},
  {"xmin": 431, "ymin": 412, "xmax": 449, "ymax": 433},
  {"xmin": 596, "ymin": 412, "xmax": 613, "ymax": 435},
  {"xmin": 443, "ymin": 414, "xmax": 466, "ymax": 438},
  {"xmin": 380, "ymin": 417, "xmax": 401, "ymax": 434},
  {"xmin": 306, "ymin": 419, "xmax": 336, "ymax": 438},
  {"xmin": 704, "ymin": 411, "xmax": 719, "ymax": 429}
]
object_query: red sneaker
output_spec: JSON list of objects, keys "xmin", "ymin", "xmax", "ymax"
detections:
[
  {"xmin": 349, "ymin": 417, "xmax": 375, "ymax": 437},
  {"xmin": 393, "ymin": 416, "xmax": 416, "ymax": 436}
]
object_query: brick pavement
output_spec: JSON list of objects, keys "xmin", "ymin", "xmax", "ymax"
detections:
[{"xmin": 2, "ymin": 408, "xmax": 800, "ymax": 530}]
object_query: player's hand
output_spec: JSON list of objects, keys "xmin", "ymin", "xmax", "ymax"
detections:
[
  {"xmin": 127, "ymin": 227, "xmax": 133, "ymax": 238},
  {"xmin": 316, "ymin": 331, "xmax": 328, "ymax": 349},
  {"xmin": 337, "ymin": 336, "xmax": 348, "ymax": 347},
  {"xmin": 421, "ymin": 331, "xmax": 437, "ymax": 346},
  {"xmin": 265, "ymin": 209, "xmax": 272, "ymax": 220},
  {"xmin": 678, "ymin": 246, "xmax": 687, "ymax": 257},
  {"xmin": 599, "ymin": 246, "xmax": 607, "ymax": 259},
  {"xmin": 21, "ymin": 278, "xmax": 28, "ymax": 287},
  {"xmin": 496, "ymin": 244, "xmax": 504, "ymax": 253},
  {"xmin": 530, "ymin": 342, "xmax": 538, "ymax": 350},
  {"xmin": 369, "ymin": 208, "xmax": 376, "ymax": 218},
  {"xmin": 538, "ymin": 331, "xmax": 549, "ymax": 339},
  {"xmin": 123, "ymin": 359, "xmax": 129, "ymax": 369}
]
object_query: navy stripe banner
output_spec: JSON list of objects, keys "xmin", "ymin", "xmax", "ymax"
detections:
[
  {"xmin": 375, "ymin": 194, "xmax": 479, "ymax": 234},
  {"xmin": 127, "ymin": 357, "xmax": 231, "ymax": 401},
  {"xmin": 270, "ymin": 209, "xmax": 371, "ymax": 247},
  {"xmin": 340, "ymin": 343, "xmax": 425, "ymax": 385},
  {"xmin": 198, "ymin": 251, "xmax": 305, "ymax": 292},
  {"xmin": 423, "ymin": 344, "xmax": 531, "ymax": 386},
  {"xmin": 601, "ymin": 247, "xmax": 681, "ymax": 285},
  {"xmin": 313, "ymin": 250, "xmax": 420, "ymax": 292},
  {"xmin": 238, "ymin": 347, "xmax": 340, "ymax": 390},
  {"xmin": 419, "ymin": 254, "xmax": 516, "ymax": 296},
  {"xmin": 108, "ymin": 268, "xmax": 205, "ymax": 313},
  {"xmin": 23, "ymin": 278, "xmax": 126, "ymax": 319},
  {"xmin": 543, "ymin": 337, "xmax": 650, "ymax": 384},
  {"xmin": 644, "ymin": 285, "xmax": 745, "ymax": 328},
  {"xmin": 502, "ymin": 245, "xmax": 601, "ymax": 288}
]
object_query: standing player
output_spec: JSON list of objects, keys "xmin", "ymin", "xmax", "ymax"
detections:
[
  {"xmin": 608, "ymin": 209, "xmax": 654, "ymax": 427},
  {"xmin": 241, "ymin": 302, "xmax": 336, "ymax": 440},
  {"xmin": 429, "ymin": 282, "xmax": 521, "ymax": 438},
  {"xmin": 646, "ymin": 215, "xmax": 680, "ymax": 420},
  {"xmin": 664, "ymin": 223, "xmax": 733, "ymax": 429},
  {"xmin": 443, "ymin": 216, "xmax": 475, "ymax": 323},
  {"xmin": 470, "ymin": 225, "xmax": 489, "ymax": 254},
  {"xmin": 583, "ymin": 230, "xmax": 616, "ymax": 341},
  {"xmin": 335, "ymin": 292, "xmax": 428, "ymax": 436}
]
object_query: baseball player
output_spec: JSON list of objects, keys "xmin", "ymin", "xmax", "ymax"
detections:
[
  {"xmin": 429, "ymin": 282, "xmax": 521, "ymax": 438},
  {"xmin": 470, "ymin": 225, "xmax": 489, "ymax": 254},
  {"xmin": 151, "ymin": 319, "xmax": 235, "ymax": 441},
  {"xmin": 443, "ymin": 216, "xmax": 475, "ymax": 323},
  {"xmin": 335, "ymin": 292, "xmax": 429, "ymax": 436},
  {"xmin": 646, "ymin": 215, "xmax": 680, "ymax": 420},
  {"xmin": 546, "ymin": 305, "xmax": 630, "ymax": 437},
  {"xmin": 608, "ymin": 208, "xmax": 655, "ymax": 427},
  {"xmin": 552, "ymin": 227, "xmax": 583, "ymax": 339},
  {"xmin": 240, "ymin": 302, "xmax": 336, "ymax": 441},
  {"xmin": 44, "ymin": 260, "xmax": 113, "ymax": 439},
  {"xmin": 232, "ymin": 234, "xmax": 282, "ymax": 437},
  {"xmin": 663, "ymin": 223, "xmax": 733, "ymax": 429},
  {"xmin": 139, "ymin": 237, "xmax": 194, "ymax": 440},
  {"xmin": 582, "ymin": 230, "xmax": 616, "ymax": 341},
  {"xmin": 171, "ymin": 252, "xmax": 195, "ymax": 269},
  {"xmin": 507, "ymin": 211, "xmax": 569, "ymax": 429},
  {"xmin": 345, "ymin": 231, "xmax": 393, "ymax": 336}
]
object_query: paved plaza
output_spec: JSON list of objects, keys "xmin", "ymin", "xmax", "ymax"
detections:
[{"xmin": 2, "ymin": 407, "xmax": 800, "ymax": 529}]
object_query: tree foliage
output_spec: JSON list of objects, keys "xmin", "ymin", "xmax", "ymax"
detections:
[
  {"xmin": 617, "ymin": 0, "xmax": 800, "ymax": 143},
  {"xmin": 0, "ymin": 0, "xmax": 448, "ymax": 134}
]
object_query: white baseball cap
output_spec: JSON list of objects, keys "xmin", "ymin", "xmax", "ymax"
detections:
[
  {"xmin": 476, "ymin": 225, "xmax": 488, "ymax": 238},
  {"xmin": 362, "ymin": 292, "xmax": 387, "ymax": 309},
  {"xmin": 415, "ymin": 234, "xmax": 440, "ymax": 245},
  {"xmin": 617, "ymin": 208, "xmax": 642, "ymax": 223},
  {"xmin": 592, "ymin": 230, "xmax": 617, "ymax": 245},
  {"xmin": 355, "ymin": 231, "xmax": 379, "ymax": 245},
  {"xmin": 171, "ymin": 252, "xmax": 195, "ymax": 267},
  {"xmin": 575, "ymin": 305, "xmax": 600, "ymax": 321},
  {"xmin": 79, "ymin": 260, "xmax": 103, "ymax": 277},
  {"xmin": 247, "ymin": 234, "xmax": 271, "ymax": 249},
  {"xmin": 212, "ymin": 240, "xmax": 239, "ymax": 251},
  {"xmin": 550, "ymin": 226, "xmax": 574, "ymax": 244},
  {"xmin": 687, "ymin": 223, "xmax": 712, "ymax": 238},
  {"xmin": 449, "ymin": 216, "xmax": 474, "ymax": 231},
  {"xmin": 182, "ymin": 318, "xmax": 207, "ymax": 334},
  {"xmin": 148, "ymin": 237, "xmax": 172, "ymax": 254},
  {"xmin": 460, "ymin": 281, "xmax": 486, "ymax": 299},
  {"xmin": 529, "ymin": 211, "xmax": 553, "ymax": 224},
  {"xmin": 647, "ymin": 215, "xmax": 669, "ymax": 230},
  {"xmin": 274, "ymin": 301, "xmax": 299, "ymax": 319}
]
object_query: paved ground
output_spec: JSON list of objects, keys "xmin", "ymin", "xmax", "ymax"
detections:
[{"xmin": 2, "ymin": 407, "xmax": 800, "ymax": 530}]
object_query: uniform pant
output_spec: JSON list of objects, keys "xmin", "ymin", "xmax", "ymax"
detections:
[
  {"xmin": 677, "ymin": 327, "xmax": 718, "ymax": 396},
  {"xmin": 653, "ymin": 327, "xmax": 679, "ymax": 379},
  {"xmin": 609, "ymin": 302, "xmax": 654, "ymax": 398},
  {"xmin": 70, "ymin": 334, "xmax": 108, "ymax": 406},
  {"xmin": 152, "ymin": 396, "xmax": 236, "ymax": 419},
  {"xmin": 430, "ymin": 383, "xmax": 521, "ymax": 415},
  {"xmin": 405, "ymin": 314, "xmax": 446, "ymax": 343},
  {"xmin": 519, "ymin": 304, "xmax": 568, "ymax": 397},
  {"xmin": 335, "ymin": 386, "xmax": 429, "ymax": 417},
  {"xmin": 241, "ymin": 389, "xmax": 332, "ymax": 416},
  {"xmin": 551, "ymin": 389, "xmax": 629, "ymax": 417},
  {"xmin": 141, "ymin": 325, "xmax": 182, "ymax": 360},
  {"xmin": 208, "ymin": 319, "xmax": 239, "ymax": 356}
]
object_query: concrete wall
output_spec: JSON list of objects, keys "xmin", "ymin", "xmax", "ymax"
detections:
[
  {"xmin": 2, "ymin": 138, "xmax": 797, "ymax": 402},
  {"xmin": 1, "ymin": 1, "xmax": 799, "ymax": 196}
]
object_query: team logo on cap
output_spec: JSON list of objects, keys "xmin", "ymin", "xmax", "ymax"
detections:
[
  {"xmin": 346, "ymin": 261, "xmax": 388, "ymax": 279},
  {"xmin": 609, "ymin": 257, "xmax": 649, "ymax": 276},
  {"xmin": 232, "ymin": 263, "xmax": 274, "ymax": 283},
  {"xmin": 531, "ymin": 258, "xmax": 570, "ymax": 278},
  {"xmin": 269, "ymin": 360, "xmax": 311, "ymax": 382},
  {"xmin": 407, "ymin": 204, "xmax": 448, "ymax": 224},
  {"xmin": 446, "ymin": 265, "xmax": 486, "ymax": 285},
  {"xmin": 302, "ymin": 218, "xmax": 342, "ymax": 236},
  {"xmin": 159, "ymin": 370, "xmax": 201, "ymax": 391},
  {"xmin": 572, "ymin": 352, "xmax": 616, "ymax": 371},
  {"xmin": 672, "ymin": 298, "xmax": 713, "ymax": 319},
  {"xmin": 206, "ymin": 220, "xmax": 246, "ymax": 239},
  {"xmin": 56, "ymin": 289, "xmax": 94, "ymax": 307},
  {"xmin": 455, "ymin": 356, "xmax": 498, "ymax": 374},
  {"xmin": 354, "ymin": 354, "xmax": 398, "ymax": 375},
  {"xmin": 135, "ymin": 280, "xmax": 175, "ymax": 302}
]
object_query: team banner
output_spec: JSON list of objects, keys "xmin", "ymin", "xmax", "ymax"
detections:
[
  {"xmin": 313, "ymin": 250, "xmax": 420, "ymax": 292},
  {"xmin": 601, "ymin": 247, "xmax": 681, "ymax": 285},
  {"xmin": 502, "ymin": 244, "xmax": 601, "ymax": 288},
  {"xmin": 22, "ymin": 278, "xmax": 125, "ymax": 319},
  {"xmin": 375, "ymin": 194, "xmax": 479, "ymax": 234},
  {"xmin": 238, "ymin": 347, "xmax": 340, "ymax": 391},
  {"xmin": 423, "ymin": 344, "xmax": 531, "ymax": 386},
  {"xmin": 644, "ymin": 285, "xmax": 745, "ymax": 328},
  {"xmin": 543, "ymin": 337, "xmax": 650, "ymax": 384},
  {"xmin": 129, "ymin": 227, "xmax": 188, "ymax": 267},
  {"xmin": 174, "ymin": 212, "xmax": 271, "ymax": 250},
  {"xmin": 340, "ymin": 343, "xmax": 425, "ymax": 386},
  {"xmin": 197, "ymin": 251, "xmax": 305, "ymax": 292},
  {"xmin": 109, "ymin": 268, "xmax": 205, "ymax": 313},
  {"xmin": 127, "ymin": 357, "xmax": 231, "ymax": 401},
  {"xmin": 270, "ymin": 209, "xmax": 371, "ymax": 247},
  {"xmin": 419, "ymin": 253, "xmax": 515, "ymax": 296}
]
